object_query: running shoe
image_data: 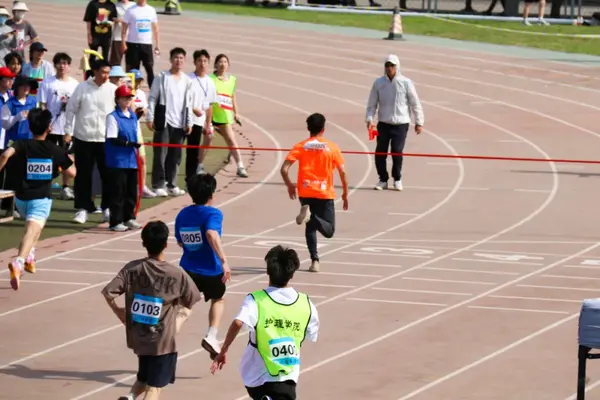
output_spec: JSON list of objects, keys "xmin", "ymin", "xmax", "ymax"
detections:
[
  {"xmin": 8, "ymin": 259, "xmax": 23, "ymax": 290},
  {"xmin": 24, "ymin": 249, "xmax": 35, "ymax": 274}
]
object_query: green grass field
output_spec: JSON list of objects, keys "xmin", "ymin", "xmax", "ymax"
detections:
[
  {"xmin": 152, "ymin": 1, "xmax": 600, "ymax": 56},
  {"xmin": 0, "ymin": 129, "xmax": 229, "ymax": 252}
]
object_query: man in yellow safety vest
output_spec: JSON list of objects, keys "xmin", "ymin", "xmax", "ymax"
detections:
[{"xmin": 210, "ymin": 245, "xmax": 320, "ymax": 400}]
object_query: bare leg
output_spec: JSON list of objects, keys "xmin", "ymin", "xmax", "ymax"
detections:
[
  {"xmin": 202, "ymin": 298, "xmax": 225, "ymax": 359},
  {"xmin": 8, "ymin": 219, "xmax": 44, "ymax": 290},
  {"xmin": 141, "ymin": 386, "xmax": 162, "ymax": 400},
  {"xmin": 217, "ymin": 124, "xmax": 247, "ymax": 177},
  {"xmin": 197, "ymin": 131, "xmax": 214, "ymax": 173}
]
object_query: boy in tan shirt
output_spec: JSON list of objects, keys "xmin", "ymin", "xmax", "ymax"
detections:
[{"xmin": 102, "ymin": 220, "xmax": 202, "ymax": 400}]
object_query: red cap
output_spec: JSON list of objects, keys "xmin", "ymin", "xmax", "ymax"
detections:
[
  {"xmin": 0, "ymin": 67, "xmax": 16, "ymax": 79},
  {"xmin": 115, "ymin": 85, "xmax": 133, "ymax": 98}
]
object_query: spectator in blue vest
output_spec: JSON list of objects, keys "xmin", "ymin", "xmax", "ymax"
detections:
[
  {"xmin": 1, "ymin": 75, "xmax": 37, "ymax": 144},
  {"xmin": 105, "ymin": 84, "xmax": 142, "ymax": 232}
]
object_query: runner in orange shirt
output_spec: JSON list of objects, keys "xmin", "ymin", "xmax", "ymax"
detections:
[{"xmin": 280, "ymin": 113, "xmax": 348, "ymax": 273}]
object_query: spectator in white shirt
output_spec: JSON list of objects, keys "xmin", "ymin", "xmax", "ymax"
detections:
[
  {"xmin": 38, "ymin": 52, "xmax": 78, "ymax": 201},
  {"xmin": 366, "ymin": 54, "xmax": 424, "ymax": 192},
  {"xmin": 20, "ymin": 42, "xmax": 54, "ymax": 99},
  {"xmin": 146, "ymin": 47, "xmax": 192, "ymax": 197},
  {"xmin": 109, "ymin": 0, "xmax": 134, "ymax": 66},
  {"xmin": 186, "ymin": 49, "xmax": 217, "ymax": 182},
  {"xmin": 64, "ymin": 59, "xmax": 117, "ymax": 224},
  {"xmin": 120, "ymin": 0, "xmax": 159, "ymax": 88}
]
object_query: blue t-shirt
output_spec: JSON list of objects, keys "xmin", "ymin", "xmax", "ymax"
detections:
[{"xmin": 175, "ymin": 204, "xmax": 223, "ymax": 276}]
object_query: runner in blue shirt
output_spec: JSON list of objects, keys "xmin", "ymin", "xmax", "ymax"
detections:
[{"xmin": 174, "ymin": 173, "xmax": 231, "ymax": 360}]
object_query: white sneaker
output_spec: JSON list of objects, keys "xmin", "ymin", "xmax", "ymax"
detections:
[
  {"xmin": 109, "ymin": 223, "xmax": 129, "ymax": 232},
  {"xmin": 309, "ymin": 260, "xmax": 320, "ymax": 273},
  {"xmin": 237, "ymin": 167, "xmax": 248, "ymax": 178},
  {"xmin": 142, "ymin": 186, "xmax": 156, "ymax": 198},
  {"xmin": 168, "ymin": 187, "xmax": 186, "ymax": 196},
  {"xmin": 60, "ymin": 187, "xmax": 74, "ymax": 200},
  {"xmin": 296, "ymin": 205, "xmax": 310, "ymax": 225},
  {"xmin": 74, "ymin": 209, "xmax": 88, "ymax": 224},
  {"xmin": 196, "ymin": 165, "xmax": 206, "ymax": 175},
  {"xmin": 539, "ymin": 18, "xmax": 549, "ymax": 25},
  {"xmin": 202, "ymin": 336, "xmax": 221, "ymax": 360},
  {"xmin": 92, "ymin": 207, "xmax": 102, "ymax": 214},
  {"xmin": 102, "ymin": 209, "xmax": 110, "ymax": 223},
  {"xmin": 374, "ymin": 181, "xmax": 387, "ymax": 190},
  {"xmin": 153, "ymin": 188, "xmax": 168, "ymax": 197},
  {"xmin": 392, "ymin": 180, "xmax": 403, "ymax": 191},
  {"xmin": 125, "ymin": 219, "xmax": 142, "ymax": 229}
]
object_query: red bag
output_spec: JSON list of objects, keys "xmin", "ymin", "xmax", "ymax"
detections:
[{"xmin": 368, "ymin": 126, "xmax": 378, "ymax": 141}]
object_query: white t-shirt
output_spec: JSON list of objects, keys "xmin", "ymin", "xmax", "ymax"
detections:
[
  {"xmin": 106, "ymin": 109, "xmax": 142, "ymax": 140},
  {"xmin": 123, "ymin": 4, "xmax": 157, "ymax": 44},
  {"xmin": 165, "ymin": 73, "xmax": 186, "ymax": 129},
  {"xmin": 188, "ymin": 72, "xmax": 217, "ymax": 127},
  {"xmin": 37, "ymin": 75, "xmax": 79, "ymax": 135},
  {"xmin": 235, "ymin": 286, "xmax": 320, "ymax": 388},
  {"xmin": 113, "ymin": 0, "xmax": 136, "ymax": 41}
]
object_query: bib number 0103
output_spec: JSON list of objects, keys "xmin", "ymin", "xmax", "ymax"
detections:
[{"xmin": 131, "ymin": 294, "xmax": 163, "ymax": 325}]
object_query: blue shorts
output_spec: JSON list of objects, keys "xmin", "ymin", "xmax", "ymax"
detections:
[{"xmin": 15, "ymin": 198, "xmax": 52, "ymax": 225}]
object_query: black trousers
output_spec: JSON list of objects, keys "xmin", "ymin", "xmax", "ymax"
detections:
[
  {"xmin": 299, "ymin": 197, "xmax": 335, "ymax": 261},
  {"xmin": 89, "ymin": 34, "xmax": 111, "ymax": 65},
  {"xmin": 185, "ymin": 124, "xmax": 204, "ymax": 183},
  {"xmin": 246, "ymin": 380, "xmax": 297, "ymax": 400},
  {"xmin": 152, "ymin": 124, "xmax": 186, "ymax": 190},
  {"xmin": 125, "ymin": 42, "xmax": 155, "ymax": 88},
  {"xmin": 73, "ymin": 138, "xmax": 110, "ymax": 212},
  {"xmin": 108, "ymin": 168, "xmax": 138, "ymax": 227},
  {"xmin": 375, "ymin": 122, "xmax": 409, "ymax": 182}
]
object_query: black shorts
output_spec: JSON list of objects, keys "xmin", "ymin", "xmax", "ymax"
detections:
[
  {"xmin": 185, "ymin": 270, "xmax": 226, "ymax": 301},
  {"xmin": 137, "ymin": 352, "xmax": 177, "ymax": 388},
  {"xmin": 246, "ymin": 380, "xmax": 297, "ymax": 400}
]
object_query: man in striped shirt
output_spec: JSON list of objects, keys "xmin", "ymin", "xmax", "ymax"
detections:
[{"xmin": 366, "ymin": 54, "xmax": 424, "ymax": 192}]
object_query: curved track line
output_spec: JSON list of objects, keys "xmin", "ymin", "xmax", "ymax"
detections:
[
  {"xmin": 66, "ymin": 92, "xmax": 466, "ymax": 400},
  {"xmin": 30, "ymin": 1, "xmax": 600, "ymax": 83},
  {"xmin": 224, "ymin": 81, "xmax": 562, "ymax": 400},
  {"xmin": 0, "ymin": 115, "xmax": 283, "ymax": 318}
]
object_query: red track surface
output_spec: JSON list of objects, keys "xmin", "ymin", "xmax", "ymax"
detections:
[{"xmin": 2, "ymin": 2, "xmax": 600, "ymax": 399}]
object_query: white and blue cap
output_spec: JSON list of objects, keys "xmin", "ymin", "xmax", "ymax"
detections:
[
  {"xmin": 128, "ymin": 68, "xmax": 143, "ymax": 80},
  {"xmin": 109, "ymin": 65, "xmax": 127, "ymax": 78}
]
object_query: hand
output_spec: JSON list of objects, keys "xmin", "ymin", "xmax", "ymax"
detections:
[
  {"xmin": 210, "ymin": 352, "xmax": 226, "ymax": 374},
  {"xmin": 342, "ymin": 194, "xmax": 348, "ymax": 211},
  {"xmin": 192, "ymin": 108, "xmax": 203, "ymax": 117},
  {"xmin": 415, "ymin": 125, "xmax": 423, "ymax": 135},
  {"xmin": 115, "ymin": 307, "xmax": 126, "ymax": 324},
  {"xmin": 146, "ymin": 121, "xmax": 154, "ymax": 131},
  {"xmin": 184, "ymin": 126, "xmax": 192, "ymax": 135},
  {"xmin": 154, "ymin": 47, "xmax": 160, "ymax": 56},
  {"xmin": 87, "ymin": 34, "xmax": 93, "ymax": 46},
  {"xmin": 121, "ymin": 42, "xmax": 127, "ymax": 54},
  {"xmin": 64, "ymin": 134, "xmax": 72, "ymax": 144},
  {"xmin": 367, "ymin": 121, "xmax": 374, "ymax": 131},
  {"xmin": 20, "ymin": 110, "xmax": 28, "ymax": 119},
  {"xmin": 221, "ymin": 262, "xmax": 231, "ymax": 284},
  {"xmin": 287, "ymin": 183, "xmax": 297, "ymax": 200}
]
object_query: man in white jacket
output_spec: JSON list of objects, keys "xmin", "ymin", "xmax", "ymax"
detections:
[{"xmin": 64, "ymin": 59, "xmax": 117, "ymax": 224}]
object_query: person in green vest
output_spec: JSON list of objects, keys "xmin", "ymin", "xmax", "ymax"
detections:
[
  {"xmin": 210, "ymin": 245, "xmax": 320, "ymax": 400},
  {"xmin": 209, "ymin": 53, "xmax": 248, "ymax": 178}
]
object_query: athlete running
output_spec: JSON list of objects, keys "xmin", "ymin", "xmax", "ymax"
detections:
[
  {"xmin": 0, "ymin": 108, "xmax": 76, "ymax": 290},
  {"xmin": 280, "ymin": 113, "xmax": 348, "ymax": 273},
  {"xmin": 174, "ymin": 173, "xmax": 231, "ymax": 360}
]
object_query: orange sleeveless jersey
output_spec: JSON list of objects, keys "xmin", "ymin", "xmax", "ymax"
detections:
[{"xmin": 285, "ymin": 136, "xmax": 345, "ymax": 200}]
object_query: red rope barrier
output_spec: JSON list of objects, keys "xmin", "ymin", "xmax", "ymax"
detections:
[
  {"xmin": 142, "ymin": 141, "xmax": 600, "ymax": 165},
  {"xmin": 135, "ymin": 149, "xmax": 142, "ymax": 217}
]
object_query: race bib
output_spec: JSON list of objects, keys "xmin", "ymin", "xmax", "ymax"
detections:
[
  {"xmin": 26, "ymin": 158, "xmax": 52, "ymax": 181},
  {"xmin": 179, "ymin": 227, "xmax": 203, "ymax": 251},
  {"xmin": 135, "ymin": 19, "xmax": 151, "ymax": 33},
  {"xmin": 268, "ymin": 337, "xmax": 300, "ymax": 366},
  {"xmin": 131, "ymin": 293, "xmax": 163, "ymax": 325},
  {"xmin": 217, "ymin": 93, "xmax": 233, "ymax": 111}
]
